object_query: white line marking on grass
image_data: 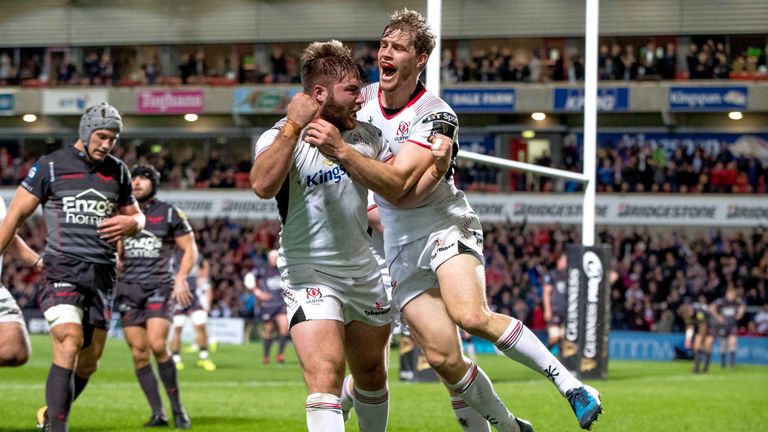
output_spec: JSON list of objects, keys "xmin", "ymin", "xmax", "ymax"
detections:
[{"xmin": 0, "ymin": 380, "xmax": 306, "ymax": 391}]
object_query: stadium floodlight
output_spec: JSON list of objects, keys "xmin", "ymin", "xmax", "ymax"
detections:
[
  {"xmin": 184, "ymin": 113, "xmax": 199, "ymax": 122},
  {"xmin": 22, "ymin": 114, "xmax": 37, "ymax": 123},
  {"xmin": 522, "ymin": 130, "xmax": 536, "ymax": 139},
  {"xmin": 728, "ymin": 111, "xmax": 743, "ymax": 120},
  {"xmin": 531, "ymin": 112, "xmax": 547, "ymax": 121}
]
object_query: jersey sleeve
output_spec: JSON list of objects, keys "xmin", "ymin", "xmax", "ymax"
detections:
[
  {"xmin": 117, "ymin": 162, "xmax": 136, "ymax": 206},
  {"xmin": 367, "ymin": 190, "xmax": 377, "ymax": 211},
  {"xmin": 19, "ymin": 156, "xmax": 51, "ymax": 203},
  {"xmin": 170, "ymin": 205, "xmax": 194, "ymax": 237},
  {"xmin": 254, "ymin": 119, "xmax": 285, "ymax": 160},
  {"xmin": 406, "ymin": 110, "xmax": 460, "ymax": 150}
]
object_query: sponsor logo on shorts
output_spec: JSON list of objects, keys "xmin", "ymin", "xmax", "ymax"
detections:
[
  {"xmin": 53, "ymin": 282, "xmax": 75, "ymax": 289},
  {"xmin": 364, "ymin": 301, "xmax": 391, "ymax": 316},
  {"xmin": 305, "ymin": 287, "xmax": 324, "ymax": 305}
]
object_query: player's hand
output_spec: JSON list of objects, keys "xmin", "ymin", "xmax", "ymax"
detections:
[
  {"xmin": 429, "ymin": 133, "xmax": 452, "ymax": 178},
  {"xmin": 544, "ymin": 310, "xmax": 552, "ymax": 323},
  {"xmin": 286, "ymin": 93, "xmax": 321, "ymax": 128},
  {"xmin": 98, "ymin": 215, "xmax": 141, "ymax": 243},
  {"xmin": 33, "ymin": 256, "xmax": 45, "ymax": 272},
  {"xmin": 173, "ymin": 276, "xmax": 193, "ymax": 308},
  {"xmin": 304, "ymin": 119, "xmax": 344, "ymax": 161}
]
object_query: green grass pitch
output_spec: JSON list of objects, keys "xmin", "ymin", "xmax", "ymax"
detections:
[{"xmin": 0, "ymin": 335, "xmax": 766, "ymax": 431}]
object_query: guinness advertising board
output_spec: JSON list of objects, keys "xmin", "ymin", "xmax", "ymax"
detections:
[{"xmin": 563, "ymin": 245, "xmax": 611, "ymax": 379}]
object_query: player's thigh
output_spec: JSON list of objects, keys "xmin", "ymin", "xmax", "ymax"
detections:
[
  {"xmin": 0, "ymin": 322, "xmax": 31, "ymax": 362},
  {"xmin": 275, "ymin": 313, "xmax": 289, "ymax": 335},
  {"xmin": 344, "ymin": 320, "xmax": 390, "ymax": 390},
  {"xmin": 123, "ymin": 325, "xmax": 149, "ymax": 351},
  {"xmin": 146, "ymin": 317, "xmax": 171, "ymax": 351},
  {"xmin": 291, "ymin": 319, "xmax": 346, "ymax": 393},
  {"xmin": 436, "ymin": 253, "xmax": 490, "ymax": 319},
  {"xmin": 728, "ymin": 334, "xmax": 738, "ymax": 350},
  {"xmin": 401, "ymin": 289, "xmax": 464, "ymax": 366}
]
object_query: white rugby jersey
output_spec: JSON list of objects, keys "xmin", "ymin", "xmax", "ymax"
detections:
[
  {"xmin": 357, "ymin": 82, "xmax": 475, "ymax": 246},
  {"xmin": 0, "ymin": 198, "xmax": 5, "ymax": 281},
  {"xmin": 366, "ymin": 190, "xmax": 385, "ymax": 268},
  {"xmin": 255, "ymin": 118, "xmax": 392, "ymax": 277}
]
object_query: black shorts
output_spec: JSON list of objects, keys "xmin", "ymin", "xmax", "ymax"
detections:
[
  {"xmin": 259, "ymin": 303, "xmax": 287, "ymax": 323},
  {"xmin": 711, "ymin": 323, "xmax": 737, "ymax": 337},
  {"xmin": 40, "ymin": 254, "xmax": 116, "ymax": 330},
  {"xmin": 174, "ymin": 291, "xmax": 204, "ymax": 315},
  {"xmin": 549, "ymin": 312, "xmax": 565, "ymax": 326},
  {"xmin": 117, "ymin": 283, "xmax": 174, "ymax": 327}
]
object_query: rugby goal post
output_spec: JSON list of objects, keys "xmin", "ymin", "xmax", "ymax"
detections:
[{"xmin": 427, "ymin": 0, "xmax": 610, "ymax": 379}]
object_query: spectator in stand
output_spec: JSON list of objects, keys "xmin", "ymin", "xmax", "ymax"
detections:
[
  {"xmin": 84, "ymin": 51, "xmax": 100, "ymax": 85},
  {"xmin": 98, "ymin": 53, "xmax": 114, "ymax": 85},
  {"xmin": 658, "ymin": 43, "xmax": 677, "ymax": 80},
  {"xmin": 142, "ymin": 54, "xmax": 161, "ymax": 85},
  {"xmin": 0, "ymin": 53, "xmax": 14, "ymax": 85},
  {"xmin": 16, "ymin": 55, "xmax": 41, "ymax": 84},
  {"xmin": 56, "ymin": 55, "xmax": 77, "ymax": 84}
]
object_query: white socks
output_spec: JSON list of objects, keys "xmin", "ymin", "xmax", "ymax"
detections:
[
  {"xmin": 448, "ymin": 361, "xmax": 520, "ymax": 432},
  {"xmin": 495, "ymin": 318, "xmax": 581, "ymax": 396},
  {"xmin": 451, "ymin": 396, "xmax": 491, "ymax": 431},
  {"xmin": 306, "ymin": 393, "xmax": 344, "ymax": 432},
  {"xmin": 339, "ymin": 375, "xmax": 389, "ymax": 432}
]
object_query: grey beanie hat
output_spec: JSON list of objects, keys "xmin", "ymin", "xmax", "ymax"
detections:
[{"xmin": 79, "ymin": 102, "xmax": 123, "ymax": 147}]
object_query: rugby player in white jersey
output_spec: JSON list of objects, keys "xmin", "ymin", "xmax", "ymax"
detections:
[
  {"xmin": 0, "ymin": 196, "xmax": 43, "ymax": 367},
  {"xmin": 308, "ymin": 9, "xmax": 603, "ymax": 432},
  {"xmin": 250, "ymin": 40, "xmax": 449, "ymax": 432}
]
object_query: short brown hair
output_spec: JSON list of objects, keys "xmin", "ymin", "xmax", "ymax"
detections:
[
  {"xmin": 300, "ymin": 40, "xmax": 360, "ymax": 92},
  {"xmin": 381, "ymin": 8, "xmax": 436, "ymax": 57}
]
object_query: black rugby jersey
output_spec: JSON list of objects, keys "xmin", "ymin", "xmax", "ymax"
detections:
[
  {"xmin": 121, "ymin": 199, "xmax": 193, "ymax": 285},
  {"xmin": 545, "ymin": 269, "xmax": 568, "ymax": 316},
  {"xmin": 21, "ymin": 145, "xmax": 135, "ymax": 264}
]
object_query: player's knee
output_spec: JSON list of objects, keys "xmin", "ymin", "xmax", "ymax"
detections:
[
  {"xmin": 129, "ymin": 343, "xmax": 150, "ymax": 363},
  {"xmin": 352, "ymin": 362, "xmax": 388, "ymax": 389},
  {"xmin": 149, "ymin": 339, "xmax": 168, "ymax": 357},
  {"xmin": 0, "ymin": 345, "xmax": 30, "ymax": 367},
  {"xmin": 305, "ymin": 359, "xmax": 344, "ymax": 390},
  {"xmin": 422, "ymin": 345, "xmax": 463, "ymax": 375},
  {"xmin": 454, "ymin": 310, "xmax": 493, "ymax": 336}
]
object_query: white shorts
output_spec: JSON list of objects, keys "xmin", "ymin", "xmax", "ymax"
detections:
[
  {"xmin": 387, "ymin": 213, "xmax": 484, "ymax": 311},
  {"xmin": 0, "ymin": 286, "xmax": 26, "ymax": 325},
  {"xmin": 281, "ymin": 266, "xmax": 391, "ymax": 328}
]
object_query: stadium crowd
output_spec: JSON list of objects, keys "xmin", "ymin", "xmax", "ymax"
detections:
[
  {"xmin": 4, "ymin": 217, "xmax": 767, "ymax": 337},
  {"xmin": 0, "ymin": 37, "xmax": 766, "ymax": 87},
  {"xmin": 4, "ymin": 134, "xmax": 767, "ymax": 194}
]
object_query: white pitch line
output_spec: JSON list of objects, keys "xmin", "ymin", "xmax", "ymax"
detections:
[{"xmin": 0, "ymin": 380, "xmax": 306, "ymax": 391}]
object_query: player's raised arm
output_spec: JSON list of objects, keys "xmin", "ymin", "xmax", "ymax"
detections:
[
  {"xmin": 0, "ymin": 188, "xmax": 40, "ymax": 256},
  {"xmin": 306, "ymin": 119, "xmax": 433, "ymax": 206},
  {"xmin": 250, "ymin": 93, "xmax": 319, "ymax": 199},
  {"xmin": 394, "ymin": 133, "xmax": 453, "ymax": 208}
]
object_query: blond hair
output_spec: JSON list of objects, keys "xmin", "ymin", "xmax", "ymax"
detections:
[
  {"xmin": 382, "ymin": 8, "xmax": 436, "ymax": 57},
  {"xmin": 300, "ymin": 40, "xmax": 360, "ymax": 91}
]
